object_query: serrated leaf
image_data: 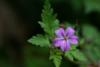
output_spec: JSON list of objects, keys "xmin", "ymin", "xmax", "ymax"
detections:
[
  {"xmin": 39, "ymin": 19, "xmax": 59, "ymax": 36},
  {"xmin": 28, "ymin": 34, "xmax": 50, "ymax": 47},
  {"xmin": 50, "ymin": 49, "xmax": 62, "ymax": 67},
  {"xmin": 65, "ymin": 49, "xmax": 86, "ymax": 62},
  {"xmin": 65, "ymin": 51, "xmax": 74, "ymax": 61},
  {"xmin": 40, "ymin": 0, "xmax": 59, "ymax": 36},
  {"xmin": 71, "ymin": 50, "xmax": 87, "ymax": 61},
  {"xmin": 38, "ymin": 21, "xmax": 51, "ymax": 35},
  {"xmin": 53, "ymin": 55, "xmax": 62, "ymax": 67}
]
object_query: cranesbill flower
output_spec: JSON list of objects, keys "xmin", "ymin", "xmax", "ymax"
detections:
[{"xmin": 53, "ymin": 27, "xmax": 78, "ymax": 51}]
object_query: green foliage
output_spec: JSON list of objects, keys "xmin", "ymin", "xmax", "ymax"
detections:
[
  {"xmin": 84, "ymin": 0, "xmax": 100, "ymax": 13},
  {"xmin": 40, "ymin": 0, "xmax": 59, "ymax": 37},
  {"xmin": 65, "ymin": 45, "xmax": 86, "ymax": 62},
  {"xmin": 79, "ymin": 38, "xmax": 85, "ymax": 45},
  {"xmin": 28, "ymin": 0, "xmax": 61, "ymax": 66},
  {"xmin": 93, "ymin": 35, "xmax": 100, "ymax": 45},
  {"xmin": 82, "ymin": 24, "xmax": 99, "ymax": 39},
  {"xmin": 70, "ymin": 45, "xmax": 77, "ymax": 50},
  {"xmin": 82, "ymin": 24, "xmax": 100, "ymax": 45},
  {"xmin": 39, "ymin": 19, "xmax": 59, "ymax": 37},
  {"xmin": 84, "ymin": 43, "xmax": 100, "ymax": 62},
  {"xmin": 71, "ymin": 50, "xmax": 86, "ymax": 61},
  {"xmin": 65, "ymin": 50, "xmax": 74, "ymax": 61},
  {"xmin": 50, "ymin": 49, "xmax": 62, "ymax": 67},
  {"xmin": 65, "ymin": 0, "xmax": 100, "ymax": 13},
  {"xmin": 82, "ymin": 24, "xmax": 100, "ymax": 63},
  {"xmin": 27, "ymin": 0, "xmax": 93, "ymax": 67},
  {"xmin": 28, "ymin": 34, "xmax": 50, "ymax": 47}
]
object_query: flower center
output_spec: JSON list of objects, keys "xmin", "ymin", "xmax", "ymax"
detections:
[{"xmin": 64, "ymin": 36, "xmax": 67, "ymax": 40}]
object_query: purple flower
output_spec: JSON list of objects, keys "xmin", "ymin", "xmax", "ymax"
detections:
[{"xmin": 53, "ymin": 27, "xmax": 78, "ymax": 51}]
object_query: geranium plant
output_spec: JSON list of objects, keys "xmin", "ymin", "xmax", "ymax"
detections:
[{"xmin": 28, "ymin": 0, "xmax": 87, "ymax": 67}]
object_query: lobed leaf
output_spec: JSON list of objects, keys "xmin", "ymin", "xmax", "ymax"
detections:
[
  {"xmin": 28, "ymin": 34, "xmax": 50, "ymax": 47},
  {"xmin": 65, "ymin": 51, "xmax": 74, "ymax": 61},
  {"xmin": 65, "ymin": 49, "xmax": 87, "ymax": 62},
  {"xmin": 40, "ymin": 0, "xmax": 59, "ymax": 36},
  {"xmin": 50, "ymin": 49, "xmax": 62, "ymax": 67},
  {"xmin": 71, "ymin": 50, "xmax": 87, "ymax": 61}
]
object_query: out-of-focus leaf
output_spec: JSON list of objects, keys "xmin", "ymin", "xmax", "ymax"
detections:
[
  {"xmin": 93, "ymin": 47, "xmax": 100, "ymax": 59},
  {"xmin": 79, "ymin": 38, "xmax": 85, "ymax": 45},
  {"xmin": 82, "ymin": 24, "xmax": 100, "ymax": 62},
  {"xmin": 79, "ymin": 63, "xmax": 88, "ymax": 67},
  {"xmin": 82, "ymin": 24, "xmax": 99, "ymax": 39},
  {"xmin": 50, "ymin": 49, "xmax": 62, "ymax": 67},
  {"xmin": 84, "ymin": 0, "xmax": 100, "ymax": 13},
  {"xmin": 85, "ymin": 44, "xmax": 100, "ymax": 62},
  {"xmin": 28, "ymin": 34, "xmax": 50, "ymax": 47},
  {"xmin": 93, "ymin": 35, "xmax": 100, "ymax": 45}
]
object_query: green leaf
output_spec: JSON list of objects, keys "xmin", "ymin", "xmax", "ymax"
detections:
[
  {"xmin": 85, "ymin": 44, "xmax": 100, "ymax": 62},
  {"xmin": 93, "ymin": 35, "xmax": 100, "ymax": 45},
  {"xmin": 71, "ymin": 50, "xmax": 87, "ymax": 61},
  {"xmin": 70, "ymin": 45, "xmax": 77, "ymax": 50},
  {"xmin": 28, "ymin": 34, "xmax": 50, "ymax": 47},
  {"xmin": 65, "ymin": 49, "xmax": 87, "ymax": 62},
  {"xmin": 65, "ymin": 51, "xmax": 74, "ymax": 61},
  {"xmin": 39, "ymin": 19, "xmax": 59, "ymax": 36},
  {"xmin": 64, "ymin": 45, "xmax": 77, "ymax": 61},
  {"xmin": 50, "ymin": 49, "xmax": 62, "ymax": 67},
  {"xmin": 82, "ymin": 24, "xmax": 99, "ymax": 39},
  {"xmin": 79, "ymin": 38, "xmax": 85, "ymax": 45},
  {"xmin": 84, "ymin": 0, "xmax": 100, "ymax": 13},
  {"xmin": 40, "ymin": 0, "xmax": 59, "ymax": 36}
]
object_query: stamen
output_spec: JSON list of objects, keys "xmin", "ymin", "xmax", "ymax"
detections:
[{"xmin": 64, "ymin": 36, "xmax": 67, "ymax": 40}]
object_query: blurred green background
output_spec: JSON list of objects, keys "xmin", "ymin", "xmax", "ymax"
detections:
[{"xmin": 0, "ymin": 0, "xmax": 100, "ymax": 67}]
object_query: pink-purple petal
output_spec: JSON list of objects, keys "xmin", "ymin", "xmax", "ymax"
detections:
[
  {"xmin": 70, "ymin": 35, "xmax": 78, "ymax": 40},
  {"xmin": 60, "ymin": 40, "xmax": 70, "ymax": 51},
  {"xmin": 53, "ymin": 26, "xmax": 78, "ymax": 51},
  {"xmin": 60, "ymin": 40, "xmax": 67, "ymax": 51},
  {"xmin": 66, "ymin": 40, "xmax": 70, "ymax": 50},
  {"xmin": 55, "ymin": 28, "xmax": 65, "ymax": 38},
  {"xmin": 53, "ymin": 38, "xmax": 64, "ymax": 47},
  {"xmin": 70, "ymin": 39, "xmax": 78, "ymax": 45},
  {"xmin": 69, "ymin": 36, "xmax": 78, "ymax": 45},
  {"xmin": 65, "ymin": 27, "xmax": 75, "ymax": 36}
]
